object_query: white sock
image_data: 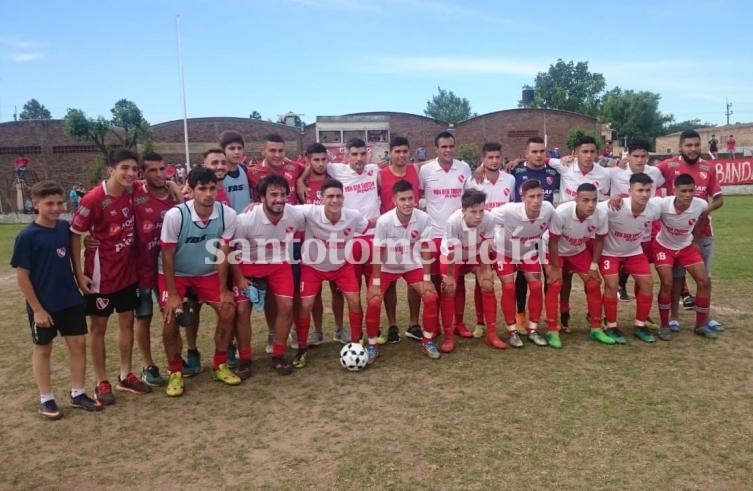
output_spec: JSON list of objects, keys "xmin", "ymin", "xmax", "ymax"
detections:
[
  {"xmin": 40, "ymin": 393, "xmax": 55, "ymax": 404},
  {"xmin": 71, "ymin": 388, "xmax": 85, "ymax": 398}
]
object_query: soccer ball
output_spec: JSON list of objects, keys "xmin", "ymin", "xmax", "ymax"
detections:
[{"xmin": 339, "ymin": 343, "xmax": 368, "ymax": 372}]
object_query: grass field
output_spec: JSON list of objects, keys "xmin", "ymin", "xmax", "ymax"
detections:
[{"xmin": 1, "ymin": 197, "xmax": 752, "ymax": 490}]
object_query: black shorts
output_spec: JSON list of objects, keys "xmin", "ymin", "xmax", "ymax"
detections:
[
  {"xmin": 29, "ymin": 304, "xmax": 87, "ymax": 346},
  {"xmin": 85, "ymin": 283, "xmax": 138, "ymax": 317},
  {"xmin": 292, "ymin": 241, "xmax": 302, "ymax": 285}
]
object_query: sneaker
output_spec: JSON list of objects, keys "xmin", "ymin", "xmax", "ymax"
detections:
[
  {"xmin": 472, "ymin": 324, "xmax": 486, "ymax": 338},
  {"xmin": 528, "ymin": 330, "xmax": 548, "ymax": 347},
  {"xmin": 682, "ymin": 294, "xmax": 696, "ymax": 309},
  {"xmin": 422, "ymin": 341, "xmax": 441, "ymax": 359},
  {"xmin": 387, "ymin": 325, "xmax": 400, "ymax": 343},
  {"xmin": 227, "ymin": 343, "xmax": 238, "ymax": 369},
  {"xmin": 560, "ymin": 312, "xmax": 571, "ymax": 334},
  {"xmin": 38, "ymin": 399, "xmax": 63, "ymax": 420},
  {"xmin": 668, "ymin": 320, "xmax": 681, "ymax": 333},
  {"xmin": 265, "ymin": 333, "xmax": 274, "ymax": 354},
  {"xmin": 605, "ymin": 328, "xmax": 627, "ymax": 345},
  {"xmin": 706, "ymin": 319, "xmax": 725, "ymax": 333},
  {"xmin": 405, "ymin": 324, "xmax": 423, "ymax": 341},
  {"xmin": 375, "ymin": 330, "xmax": 388, "ymax": 345},
  {"xmin": 271, "ymin": 356, "xmax": 294, "ymax": 375},
  {"xmin": 694, "ymin": 325, "xmax": 719, "ymax": 339},
  {"xmin": 141, "ymin": 365, "xmax": 165, "ymax": 387},
  {"xmin": 234, "ymin": 359, "xmax": 252, "ymax": 379},
  {"xmin": 70, "ymin": 393, "xmax": 103, "ymax": 412},
  {"xmin": 645, "ymin": 317, "xmax": 659, "ymax": 331},
  {"xmin": 546, "ymin": 331, "xmax": 562, "ymax": 349},
  {"xmin": 288, "ymin": 330, "xmax": 299, "ymax": 350},
  {"xmin": 657, "ymin": 326, "xmax": 672, "ymax": 341},
  {"xmin": 589, "ymin": 328, "xmax": 616, "ymax": 345},
  {"xmin": 507, "ymin": 331, "xmax": 524, "ymax": 348},
  {"xmin": 184, "ymin": 349, "xmax": 202, "ymax": 377},
  {"xmin": 633, "ymin": 327, "xmax": 656, "ymax": 343},
  {"xmin": 165, "ymin": 371, "xmax": 184, "ymax": 397},
  {"xmin": 333, "ymin": 328, "xmax": 352, "ymax": 344},
  {"xmin": 94, "ymin": 380, "xmax": 115, "ymax": 406},
  {"xmin": 618, "ymin": 287, "xmax": 632, "ymax": 301},
  {"xmin": 454, "ymin": 323, "xmax": 473, "ymax": 338},
  {"xmin": 214, "ymin": 363, "xmax": 242, "ymax": 385},
  {"xmin": 116, "ymin": 373, "xmax": 152, "ymax": 394},
  {"xmin": 365, "ymin": 345, "xmax": 379, "ymax": 365},
  {"xmin": 292, "ymin": 350, "xmax": 308, "ymax": 369},
  {"xmin": 307, "ymin": 330, "xmax": 324, "ymax": 346}
]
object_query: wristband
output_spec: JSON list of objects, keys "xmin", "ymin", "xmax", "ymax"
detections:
[
  {"xmin": 372, "ymin": 278, "xmax": 381, "ymax": 286},
  {"xmin": 589, "ymin": 262, "xmax": 598, "ymax": 271},
  {"xmin": 423, "ymin": 274, "xmax": 431, "ymax": 282}
]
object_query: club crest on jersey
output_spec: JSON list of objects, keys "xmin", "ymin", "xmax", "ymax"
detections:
[
  {"xmin": 539, "ymin": 222, "xmax": 547, "ymax": 230},
  {"xmin": 587, "ymin": 225, "xmax": 596, "ymax": 233},
  {"xmin": 457, "ymin": 175, "xmax": 466, "ymax": 183},
  {"xmin": 56, "ymin": 247, "xmax": 66, "ymax": 258},
  {"xmin": 95, "ymin": 297, "xmax": 110, "ymax": 310},
  {"xmin": 343, "ymin": 227, "xmax": 351, "ymax": 237},
  {"xmin": 699, "ymin": 172, "xmax": 707, "ymax": 180},
  {"xmin": 546, "ymin": 176, "xmax": 553, "ymax": 185},
  {"xmin": 688, "ymin": 218, "xmax": 697, "ymax": 226},
  {"xmin": 101, "ymin": 198, "xmax": 112, "ymax": 208},
  {"xmin": 411, "ymin": 229, "xmax": 419, "ymax": 239},
  {"xmin": 285, "ymin": 226, "xmax": 294, "ymax": 234},
  {"xmin": 504, "ymin": 188, "xmax": 511, "ymax": 196},
  {"xmin": 122, "ymin": 208, "xmax": 130, "ymax": 217}
]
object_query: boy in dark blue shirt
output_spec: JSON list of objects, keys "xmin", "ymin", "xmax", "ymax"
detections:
[{"xmin": 11, "ymin": 181, "xmax": 102, "ymax": 419}]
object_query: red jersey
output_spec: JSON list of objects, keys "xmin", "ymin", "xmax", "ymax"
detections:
[
  {"xmin": 70, "ymin": 181, "xmax": 137, "ymax": 294},
  {"xmin": 656, "ymin": 156, "xmax": 722, "ymax": 238},
  {"xmin": 133, "ymin": 182, "xmax": 176, "ymax": 289},
  {"xmin": 379, "ymin": 164, "xmax": 420, "ymax": 212},
  {"xmin": 216, "ymin": 183, "xmax": 231, "ymax": 207},
  {"xmin": 302, "ymin": 178, "xmax": 325, "ymax": 205},
  {"xmin": 248, "ymin": 160, "xmax": 304, "ymax": 205}
]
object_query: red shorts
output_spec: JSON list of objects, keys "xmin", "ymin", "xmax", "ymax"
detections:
[
  {"xmin": 300, "ymin": 263, "xmax": 360, "ymax": 298},
  {"xmin": 495, "ymin": 255, "xmax": 542, "ymax": 278},
  {"xmin": 641, "ymin": 241, "xmax": 654, "ymax": 264},
  {"xmin": 557, "ymin": 249, "xmax": 592, "ymax": 275},
  {"xmin": 599, "ymin": 254, "xmax": 650, "ymax": 277},
  {"xmin": 429, "ymin": 237, "xmax": 442, "ymax": 275},
  {"xmin": 158, "ymin": 273, "xmax": 226, "ymax": 307},
  {"xmin": 370, "ymin": 268, "xmax": 423, "ymax": 294},
  {"xmin": 352, "ymin": 235, "xmax": 373, "ymax": 280},
  {"xmin": 239, "ymin": 262, "xmax": 294, "ymax": 298},
  {"xmin": 439, "ymin": 255, "xmax": 481, "ymax": 279},
  {"xmin": 653, "ymin": 242, "xmax": 704, "ymax": 269}
]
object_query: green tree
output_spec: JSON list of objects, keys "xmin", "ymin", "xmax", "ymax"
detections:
[
  {"xmin": 661, "ymin": 118, "xmax": 714, "ymax": 135},
  {"xmin": 63, "ymin": 108, "xmax": 112, "ymax": 162},
  {"xmin": 110, "ymin": 99, "xmax": 151, "ymax": 150},
  {"xmin": 250, "ymin": 110, "xmax": 262, "ymax": 120},
  {"xmin": 424, "ymin": 86, "xmax": 473, "ymax": 124},
  {"xmin": 19, "ymin": 98, "xmax": 52, "ymax": 120},
  {"xmin": 520, "ymin": 59, "xmax": 606, "ymax": 117},
  {"xmin": 565, "ymin": 127, "xmax": 603, "ymax": 151},
  {"xmin": 600, "ymin": 88, "xmax": 672, "ymax": 143},
  {"xmin": 457, "ymin": 143, "xmax": 480, "ymax": 168}
]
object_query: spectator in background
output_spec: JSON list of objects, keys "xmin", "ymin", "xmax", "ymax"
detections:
[
  {"xmin": 15, "ymin": 153, "xmax": 29, "ymax": 181},
  {"xmin": 602, "ymin": 142, "xmax": 613, "ymax": 158},
  {"xmin": 726, "ymin": 134, "xmax": 736, "ymax": 156},
  {"xmin": 548, "ymin": 147, "xmax": 561, "ymax": 159},
  {"xmin": 175, "ymin": 164, "xmax": 186, "ymax": 185},
  {"xmin": 416, "ymin": 146, "xmax": 427, "ymax": 162},
  {"xmin": 708, "ymin": 134, "xmax": 719, "ymax": 158},
  {"xmin": 69, "ymin": 185, "xmax": 81, "ymax": 211}
]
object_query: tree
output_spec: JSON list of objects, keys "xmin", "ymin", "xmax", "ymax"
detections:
[
  {"xmin": 519, "ymin": 59, "xmax": 606, "ymax": 117},
  {"xmin": 565, "ymin": 127, "xmax": 603, "ymax": 151},
  {"xmin": 600, "ymin": 88, "xmax": 672, "ymax": 143},
  {"xmin": 249, "ymin": 110, "xmax": 262, "ymax": 120},
  {"xmin": 63, "ymin": 109, "xmax": 111, "ymax": 161},
  {"xmin": 661, "ymin": 118, "xmax": 714, "ymax": 135},
  {"xmin": 424, "ymin": 86, "xmax": 473, "ymax": 124},
  {"xmin": 19, "ymin": 98, "xmax": 52, "ymax": 120},
  {"xmin": 110, "ymin": 99, "xmax": 151, "ymax": 150},
  {"xmin": 457, "ymin": 143, "xmax": 480, "ymax": 168}
]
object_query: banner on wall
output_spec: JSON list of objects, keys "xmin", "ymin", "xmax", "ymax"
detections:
[{"xmin": 711, "ymin": 158, "xmax": 753, "ymax": 186}]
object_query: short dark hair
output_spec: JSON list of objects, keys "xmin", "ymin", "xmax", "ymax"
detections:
[
  {"xmin": 187, "ymin": 167, "xmax": 217, "ymax": 188},
  {"xmin": 141, "ymin": 152, "xmax": 163, "ymax": 170},
  {"xmin": 389, "ymin": 136, "xmax": 410, "ymax": 149},
  {"xmin": 461, "ymin": 189, "xmax": 486, "ymax": 209},
  {"xmin": 627, "ymin": 138, "xmax": 651, "ymax": 153},
  {"xmin": 109, "ymin": 149, "xmax": 139, "ymax": 167},
  {"xmin": 305, "ymin": 143, "xmax": 327, "ymax": 155},
  {"xmin": 264, "ymin": 133, "xmax": 284, "ymax": 144},
  {"xmin": 346, "ymin": 138, "xmax": 366, "ymax": 150},
  {"xmin": 521, "ymin": 178, "xmax": 541, "ymax": 194},
  {"xmin": 31, "ymin": 181, "xmax": 63, "ymax": 200},
  {"xmin": 527, "ymin": 136, "xmax": 545, "ymax": 145},
  {"xmin": 679, "ymin": 129, "xmax": 700, "ymax": 144},
  {"xmin": 574, "ymin": 135, "xmax": 598, "ymax": 149},
  {"xmin": 258, "ymin": 174, "xmax": 290, "ymax": 197},
  {"xmin": 629, "ymin": 172, "xmax": 654, "ymax": 186},
  {"xmin": 577, "ymin": 183, "xmax": 597, "ymax": 194},
  {"xmin": 219, "ymin": 130, "xmax": 244, "ymax": 150},
  {"xmin": 321, "ymin": 179, "xmax": 343, "ymax": 194},
  {"xmin": 481, "ymin": 142, "xmax": 501, "ymax": 156},
  {"xmin": 203, "ymin": 148, "xmax": 225, "ymax": 159},
  {"xmin": 391, "ymin": 179, "xmax": 413, "ymax": 195},
  {"xmin": 434, "ymin": 131, "xmax": 455, "ymax": 147},
  {"xmin": 674, "ymin": 173, "xmax": 696, "ymax": 187}
]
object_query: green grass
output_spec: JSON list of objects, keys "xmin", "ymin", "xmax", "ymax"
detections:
[{"xmin": 0, "ymin": 199, "xmax": 751, "ymax": 489}]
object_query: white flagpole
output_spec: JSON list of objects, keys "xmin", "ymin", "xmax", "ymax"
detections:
[{"xmin": 177, "ymin": 15, "xmax": 190, "ymax": 166}]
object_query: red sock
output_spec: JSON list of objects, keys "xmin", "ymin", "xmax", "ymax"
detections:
[
  {"xmin": 545, "ymin": 280, "xmax": 562, "ymax": 331},
  {"xmin": 295, "ymin": 316, "xmax": 311, "ymax": 350},
  {"xmin": 168, "ymin": 359, "xmax": 183, "ymax": 373},
  {"xmin": 527, "ymin": 280, "xmax": 543, "ymax": 324},
  {"xmin": 454, "ymin": 279, "xmax": 466, "ymax": 325},
  {"xmin": 636, "ymin": 293, "xmax": 653, "ymax": 323},
  {"xmin": 658, "ymin": 293, "xmax": 671, "ymax": 327},
  {"xmin": 237, "ymin": 346, "xmax": 252, "ymax": 361},
  {"xmin": 213, "ymin": 350, "xmax": 228, "ymax": 370},
  {"xmin": 474, "ymin": 283, "xmax": 484, "ymax": 324},
  {"xmin": 482, "ymin": 291, "xmax": 497, "ymax": 329},
  {"xmin": 422, "ymin": 291, "xmax": 439, "ymax": 336},
  {"xmin": 585, "ymin": 280, "xmax": 602, "ymax": 327},
  {"xmin": 603, "ymin": 294, "xmax": 618, "ymax": 325},
  {"xmin": 272, "ymin": 343, "xmax": 286, "ymax": 358},
  {"xmin": 695, "ymin": 295, "xmax": 710, "ymax": 327},
  {"xmin": 440, "ymin": 295, "xmax": 454, "ymax": 331},
  {"xmin": 365, "ymin": 295, "xmax": 381, "ymax": 338},
  {"xmin": 501, "ymin": 281, "xmax": 517, "ymax": 326},
  {"xmin": 348, "ymin": 310, "xmax": 363, "ymax": 342}
]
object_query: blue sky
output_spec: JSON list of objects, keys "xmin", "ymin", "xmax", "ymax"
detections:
[{"xmin": 1, "ymin": 0, "xmax": 751, "ymax": 128}]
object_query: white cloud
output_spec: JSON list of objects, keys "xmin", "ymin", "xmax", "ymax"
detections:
[
  {"xmin": 10, "ymin": 52, "xmax": 44, "ymax": 62},
  {"xmin": 0, "ymin": 37, "xmax": 45, "ymax": 63}
]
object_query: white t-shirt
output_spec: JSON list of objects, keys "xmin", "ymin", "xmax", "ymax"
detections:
[
  {"xmin": 373, "ymin": 208, "xmax": 432, "ymax": 274},
  {"xmin": 489, "ymin": 201, "xmax": 560, "ymax": 259},
  {"xmin": 419, "ymin": 159, "xmax": 472, "ymax": 238},
  {"xmin": 653, "ymin": 196, "xmax": 708, "ymax": 250},
  {"xmin": 296, "ymin": 205, "xmax": 368, "ymax": 272},
  {"xmin": 326, "ymin": 163, "xmax": 381, "ymax": 235},
  {"xmin": 440, "ymin": 209, "xmax": 495, "ymax": 261},
  {"xmin": 548, "ymin": 159, "xmax": 611, "ymax": 202},
  {"xmin": 233, "ymin": 205, "xmax": 305, "ymax": 263},
  {"xmin": 555, "ymin": 201, "xmax": 608, "ymax": 257},
  {"xmin": 464, "ymin": 172, "xmax": 516, "ymax": 210},
  {"xmin": 609, "ymin": 165, "xmax": 665, "ymax": 198},
  {"xmin": 598, "ymin": 198, "xmax": 661, "ymax": 257}
]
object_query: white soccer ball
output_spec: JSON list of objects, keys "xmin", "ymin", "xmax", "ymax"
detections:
[{"xmin": 339, "ymin": 342, "xmax": 368, "ymax": 372}]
